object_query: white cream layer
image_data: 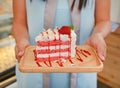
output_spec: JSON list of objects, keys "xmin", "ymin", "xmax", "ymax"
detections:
[
  {"xmin": 37, "ymin": 52, "xmax": 69, "ymax": 58},
  {"xmin": 35, "ymin": 29, "xmax": 70, "ymax": 42},
  {"xmin": 36, "ymin": 45, "xmax": 69, "ymax": 50}
]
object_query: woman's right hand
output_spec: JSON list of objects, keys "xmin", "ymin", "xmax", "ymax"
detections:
[{"xmin": 15, "ymin": 40, "xmax": 30, "ymax": 62}]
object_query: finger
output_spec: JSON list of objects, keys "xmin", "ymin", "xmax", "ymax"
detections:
[
  {"xmin": 96, "ymin": 44, "xmax": 106, "ymax": 62},
  {"xmin": 15, "ymin": 45, "xmax": 25, "ymax": 62},
  {"xmin": 17, "ymin": 50, "xmax": 24, "ymax": 62}
]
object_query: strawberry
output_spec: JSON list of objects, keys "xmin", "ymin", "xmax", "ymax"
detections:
[{"xmin": 58, "ymin": 26, "xmax": 71, "ymax": 35}]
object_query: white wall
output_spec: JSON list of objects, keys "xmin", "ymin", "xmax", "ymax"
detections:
[{"xmin": 111, "ymin": 0, "xmax": 120, "ymax": 23}]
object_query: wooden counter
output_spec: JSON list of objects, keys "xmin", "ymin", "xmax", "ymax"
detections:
[{"xmin": 98, "ymin": 26, "xmax": 120, "ymax": 88}]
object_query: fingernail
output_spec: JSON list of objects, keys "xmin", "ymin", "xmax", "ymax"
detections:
[{"xmin": 99, "ymin": 55, "xmax": 105, "ymax": 62}]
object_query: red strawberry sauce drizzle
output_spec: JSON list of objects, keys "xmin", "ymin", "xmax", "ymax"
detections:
[
  {"xmin": 75, "ymin": 47, "xmax": 91, "ymax": 62},
  {"xmin": 34, "ymin": 27, "xmax": 91, "ymax": 67},
  {"xmin": 33, "ymin": 50, "xmax": 42, "ymax": 67},
  {"xmin": 36, "ymin": 62, "xmax": 42, "ymax": 67},
  {"xmin": 56, "ymin": 60, "xmax": 63, "ymax": 67},
  {"xmin": 46, "ymin": 31, "xmax": 52, "ymax": 67},
  {"xmin": 68, "ymin": 36, "xmax": 74, "ymax": 65},
  {"xmin": 76, "ymin": 51, "xmax": 83, "ymax": 62},
  {"xmin": 58, "ymin": 32, "xmax": 61, "ymax": 66},
  {"xmin": 83, "ymin": 50, "xmax": 91, "ymax": 55},
  {"xmin": 34, "ymin": 47, "xmax": 91, "ymax": 67}
]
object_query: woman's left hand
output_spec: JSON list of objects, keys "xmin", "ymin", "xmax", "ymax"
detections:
[{"xmin": 86, "ymin": 33, "xmax": 107, "ymax": 62}]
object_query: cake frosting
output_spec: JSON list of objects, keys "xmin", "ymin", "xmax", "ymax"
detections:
[{"xmin": 34, "ymin": 26, "xmax": 76, "ymax": 66}]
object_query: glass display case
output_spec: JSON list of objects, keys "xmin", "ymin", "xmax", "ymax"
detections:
[
  {"xmin": 0, "ymin": 19, "xmax": 16, "ymax": 87},
  {"xmin": 0, "ymin": 1, "xmax": 16, "ymax": 87},
  {"xmin": 0, "ymin": 35, "xmax": 16, "ymax": 87},
  {"xmin": 0, "ymin": 35, "xmax": 16, "ymax": 72}
]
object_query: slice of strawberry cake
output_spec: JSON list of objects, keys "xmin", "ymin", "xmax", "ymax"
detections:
[{"xmin": 34, "ymin": 26, "xmax": 76, "ymax": 67}]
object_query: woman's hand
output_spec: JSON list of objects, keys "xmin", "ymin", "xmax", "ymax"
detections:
[
  {"xmin": 89, "ymin": 0, "xmax": 110, "ymax": 61},
  {"xmin": 13, "ymin": 0, "xmax": 29, "ymax": 62},
  {"xmin": 86, "ymin": 33, "xmax": 107, "ymax": 62},
  {"xmin": 15, "ymin": 39, "xmax": 30, "ymax": 62}
]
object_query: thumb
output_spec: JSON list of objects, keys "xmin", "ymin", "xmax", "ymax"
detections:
[
  {"xmin": 17, "ymin": 50, "xmax": 24, "ymax": 62},
  {"xmin": 97, "ymin": 46, "xmax": 106, "ymax": 62},
  {"xmin": 18, "ymin": 50, "xmax": 24, "ymax": 57}
]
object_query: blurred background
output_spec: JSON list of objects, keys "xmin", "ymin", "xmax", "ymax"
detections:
[
  {"xmin": 0, "ymin": 0, "xmax": 16, "ymax": 88},
  {"xmin": 0, "ymin": 0, "xmax": 120, "ymax": 88}
]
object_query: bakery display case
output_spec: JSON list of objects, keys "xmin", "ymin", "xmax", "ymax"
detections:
[
  {"xmin": 0, "ymin": 35, "xmax": 16, "ymax": 86},
  {"xmin": 0, "ymin": 35, "xmax": 16, "ymax": 72},
  {"xmin": 0, "ymin": 13, "xmax": 16, "ymax": 88}
]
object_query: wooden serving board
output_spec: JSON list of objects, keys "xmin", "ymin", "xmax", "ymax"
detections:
[{"xmin": 19, "ymin": 45, "xmax": 103, "ymax": 73}]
